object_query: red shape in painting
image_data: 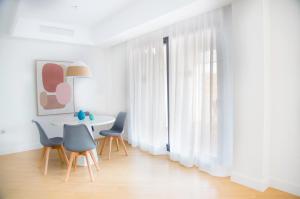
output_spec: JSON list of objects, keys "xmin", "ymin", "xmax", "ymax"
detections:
[
  {"xmin": 56, "ymin": 82, "xmax": 71, "ymax": 105},
  {"xmin": 42, "ymin": 63, "xmax": 64, "ymax": 92}
]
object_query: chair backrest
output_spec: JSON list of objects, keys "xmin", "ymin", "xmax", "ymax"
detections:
[
  {"xmin": 111, "ymin": 112, "xmax": 127, "ymax": 133},
  {"xmin": 63, "ymin": 124, "xmax": 96, "ymax": 152},
  {"xmin": 32, "ymin": 120, "xmax": 49, "ymax": 146}
]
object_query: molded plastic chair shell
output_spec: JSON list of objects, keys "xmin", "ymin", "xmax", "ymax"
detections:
[
  {"xmin": 32, "ymin": 120, "xmax": 63, "ymax": 147},
  {"xmin": 99, "ymin": 112, "xmax": 127, "ymax": 137},
  {"xmin": 63, "ymin": 124, "xmax": 96, "ymax": 152}
]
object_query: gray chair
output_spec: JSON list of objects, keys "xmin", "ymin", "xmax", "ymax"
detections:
[
  {"xmin": 98, "ymin": 112, "xmax": 128, "ymax": 160},
  {"xmin": 32, "ymin": 120, "xmax": 69, "ymax": 175},
  {"xmin": 63, "ymin": 124, "xmax": 99, "ymax": 182}
]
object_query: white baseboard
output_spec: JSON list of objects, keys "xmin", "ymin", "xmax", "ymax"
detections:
[
  {"xmin": 0, "ymin": 143, "xmax": 42, "ymax": 156},
  {"xmin": 270, "ymin": 178, "xmax": 300, "ymax": 197},
  {"xmin": 231, "ymin": 172, "xmax": 269, "ymax": 192}
]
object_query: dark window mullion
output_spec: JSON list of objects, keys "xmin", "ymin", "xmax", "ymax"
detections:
[{"xmin": 163, "ymin": 36, "xmax": 170, "ymax": 152}]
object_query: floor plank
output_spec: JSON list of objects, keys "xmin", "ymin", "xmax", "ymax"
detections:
[{"xmin": 0, "ymin": 142, "xmax": 298, "ymax": 199}]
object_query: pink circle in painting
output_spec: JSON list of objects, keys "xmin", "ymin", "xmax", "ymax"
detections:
[{"xmin": 56, "ymin": 82, "xmax": 71, "ymax": 105}]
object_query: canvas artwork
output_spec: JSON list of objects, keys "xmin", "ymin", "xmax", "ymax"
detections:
[{"xmin": 36, "ymin": 60, "xmax": 74, "ymax": 115}]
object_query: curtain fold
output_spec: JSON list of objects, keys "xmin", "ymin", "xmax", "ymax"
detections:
[
  {"xmin": 127, "ymin": 34, "xmax": 168, "ymax": 155},
  {"xmin": 168, "ymin": 8, "xmax": 232, "ymax": 176},
  {"xmin": 127, "ymin": 6, "xmax": 232, "ymax": 176}
]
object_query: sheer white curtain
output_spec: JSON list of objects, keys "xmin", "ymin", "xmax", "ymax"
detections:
[
  {"xmin": 168, "ymin": 8, "xmax": 232, "ymax": 176},
  {"xmin": 127, "ymin": 34, "xmax": 168, "ymax": 155},
  {"xmin": 126, "ymin": 7, "xmax": 232, "ymax": 176}
]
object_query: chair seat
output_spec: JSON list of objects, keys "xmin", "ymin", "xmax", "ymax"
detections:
[
  {"xmin": 47, "ymin": 137, "xmax": 63, "ymax": 146},
  {"xmin": 99, "ymin": 130, "xmax": 121, "ymax": 137},
  {"xmin": 64, "ymin": 144, "xmax": 96, "ymax": 153}
]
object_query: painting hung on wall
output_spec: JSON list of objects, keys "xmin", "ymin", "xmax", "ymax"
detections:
[{"xmin": 36, "ymin": 60, "xmax": 74, "ymax": 115}]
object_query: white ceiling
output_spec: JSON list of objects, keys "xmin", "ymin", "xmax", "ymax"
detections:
[
  {"xmin": 17, "ymin": 0, "xmax": 138, "ymax": 27},
  {"xmin": 1, "ymin": 0, "xmax": 232, "ymax": 46}
]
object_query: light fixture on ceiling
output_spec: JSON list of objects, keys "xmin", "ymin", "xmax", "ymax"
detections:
[
  {"xmin": 71, "ymin": 0, "xmax": 80, "ymax": 9},
  {"xmin": 72, "ymin": 4, "xmax": 78, "ymax": 9}
]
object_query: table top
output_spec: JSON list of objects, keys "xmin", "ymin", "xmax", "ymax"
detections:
[{"xmin": 45, "ymin": 114, "xmax": 115, "ymax": 127}]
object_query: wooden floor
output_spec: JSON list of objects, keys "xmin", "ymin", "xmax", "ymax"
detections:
[{"xmin": 0, "ymin": 142, "xmax": 298, "ymax": 199}]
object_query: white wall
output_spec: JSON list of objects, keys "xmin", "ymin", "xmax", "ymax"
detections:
[
  {"xmin": 231, "ymin": 0, "xmax": 268, "ymax": 191},
  {"xmin": 269, "ymin": 0, "xmax": 300, "ymax": 195},
  {"xmin": 75, "ymin": 44, "xmax": 127, "ymax": 115},
  {"xmin": 231, "ymin": 0, "xmax": 300, "ymax": 196},
  {"xmin": 0, "ymin": 36, "xmax": 127, "ymax": 155}
]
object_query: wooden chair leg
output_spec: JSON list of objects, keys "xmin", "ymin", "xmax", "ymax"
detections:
[
  {"xmin": 119, "ymin": 137, "xmax": 128, "ymax": 156},
  {"xmin": 60, "ymin": 146, "xmax": 69, "ymax": 166},
  {"xmin": 44, "ymin": 147, "xmax": 51, "ymax": 175},
  {"xmin": 73, "ymin": 155, "xmax": 78, "ymax": 171},
  {"xmin": 65, "ymin": 152, "xmax": 75, "ymax": 182},
  {"xmin": 99, "ymin": 137, "xmax": 107, "ymax": 155},
  {"xmin": 115, "ymin": 137, "xmax": 119, "ymax": 151},
  {"xmin": 40, "ymin": 147, "xmax": 46, "ymax": 167},
  {"xmin": 56, "ymin": 148, "xmax": 64, "ymax": 164},
  {"xmin": 108, "ymin": 136, "xmax": 113, "ymax": 160},
  {"xmin": 89, "ymin": 150, "xmax": 100, "ymax": 171},
  {"xmin": 85, "ymin": 152, "xmax": 94, "ymax": 182},
  {"xmin": 40, "ymin": 147, "xmax": 46, "ymax": 162}
]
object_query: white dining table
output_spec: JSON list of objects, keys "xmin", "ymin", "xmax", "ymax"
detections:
[{"xmin": 48, "ymin": 114, "xmax": 115, "ymax": 166}]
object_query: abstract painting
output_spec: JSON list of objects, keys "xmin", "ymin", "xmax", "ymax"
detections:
[{"xmin": 36, "ymin": 60, "xmax": 74, "ymax": 115}]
